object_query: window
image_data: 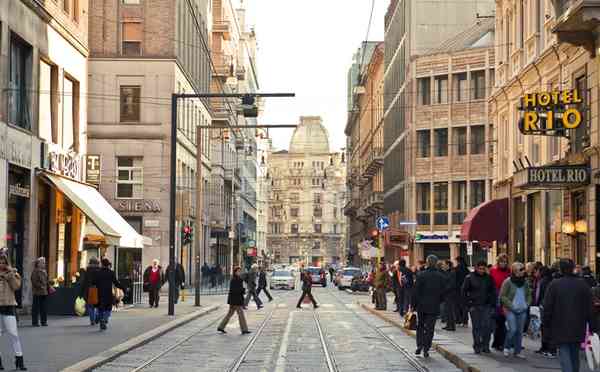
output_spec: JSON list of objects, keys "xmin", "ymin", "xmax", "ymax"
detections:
[
  {"xmin": 314, "ymin": 224, "xmax": 322, "ymax": 233},
  {"xmin": 313, "ymin": 207, "xmax": 322, "ymax": 217},
  {"xmin": 291, "ymin": 224, "xmax": 299, "ymax": 234},
  {"xmin": 573, "ymin": 75, "xmax": 587, "ymax": 153},
  {"xmin": 73, "ymin": 0, "xmax": 79, "ymax": 22},
  {"xmin": 418, "ymin": 77, "xmax": 431, "ymax": 105},
  {"xmin": 470, "ymin": 180, "xmax": 486, "ymax": 208},
  {"xmin": 290, "ymin": 193, "xmax": 299, "ymax": 202},
  {"xmin": 471, "ymin": 70, "xmax": 485, "ymax": 100},
  {"xmin": 62, "ymin": 76, "xmax": 79, "ymax": 151},
  {"xmin": 313, "ymin": 241, "xmax": 321, "ymax": 250},
  {"xmin": 417, "ymin": 183, "xmax": 430, "ymax": 225},
  {"xmin": 333, "ymin": 207, "xmax": 337, "ymax": 218},
  {"xmin": 453, "ymin": 127, "xmax": 467, "ymax": 155},
  {"xmin": 470, "ymin": 126, "xmax": 485, "ymax": 154},
  {"xmin": 452, "ymin": 181, "xmax": 467, "ymax": 224},
  {"xmin": 116, "ymin": 157, "xmax": 143, "ymax": 199},
  {"xmin": 124, "ymin": 216, "xmax": 143, "ymax": 234},
  {"xmin": 550, "ymin": 136, "xmax": 560, "ymax": 159},
  {"xmin": 434, "ymin": 182, "xmax": 448, "ymax": 225},
  {"xmin": 314, "ymin": 193, "xmax": 322, "ymax": 204},
  {"xmin": 120, "ymin": 86, "xmax": 141, "ymax": 122},
  {"xmin": 290, "ymin": 208, "xmax": 299, "ymax": 217},
  {"xmin": 63, "ymin": 0, "xmax": 70, "ymax": 13},
  {"xmin": 122, "ymin": 22, "xmax": 142, "ymax": 56},
  {"xmin": 9, "ymin": 35, "xmax": 33, "ymax": 130},
  {"xmin": 434, "ymin": 129, "xmax": 448, "ymax": 156},
  {"xmin": 453, "ymin": 73, "xmax": 468, "ymax": 102},
  {"xmin": 39, "ymin": 60, "xmax": 57, "ymax": 143},
  {"xmin": 333, "ymin": 224, "xmax": 338, "ymax": 234},
  {"xmin": 434, "ymin": 76, "xmax": 448, "ymax": 104},
  {"xmin": 417, "ymin": 130, "xmax": 430, "ymax": 158}
]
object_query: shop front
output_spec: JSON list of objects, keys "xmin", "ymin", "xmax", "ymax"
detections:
[{"xmin": 414, "ymin": 231, "xmax": 462, "ymax": 262}]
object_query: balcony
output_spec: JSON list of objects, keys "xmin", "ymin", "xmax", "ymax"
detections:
[
  {"xmin": 356, "ymin": 207, "xmax": 370, "ymax": 222},
  {"xmin": 365, "ymin": 192, "xmax": 384, "ymax": 215},
  {"xmin": 213, "ymin": 20, "xmax": 231, "ymax": 40},
  {"xmin": 224, "ymin": 169, "xmax": 241, "ymax": 188},
  {"xmin": 552, "ymin": 0, "xmax": 600, "ymax": 54},
  {"xmin": 361, "ymin": 147, "xmax": 384, "ymax": 179},
  {"xmin": 343, "ymin": 198, "xmax": 360, "ymax": 217},
  {"xmin": 236, "ymin": 65, "xmax": 246, "ymax": 80}
]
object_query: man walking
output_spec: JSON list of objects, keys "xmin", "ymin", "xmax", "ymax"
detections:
[
  {"xmin": 397, "ymin": 259, "xmax": 414, "ymax": 316},
  {"xmin": 256, "ymin": 266, "xmax": 273, "ymax": 302},
  {"xmin": 297, "ymin": 269, "xmax": 318, "ymax": 309},
  {"xmin": 244, "ymin": 264, "xmax": 263, "ymax": 309},
  {"xmin": 454, "ymin": 256, "xmax": 471, "ymax": 326},
  {"xmin": 462, "ymin": 260, "xmax": 496, "ymax": 354},
  {"xmin": 442, "ymin": 260, "xmax": 458, "ymax": 331},
  {"xmin": 413, "ymin": 255, "xmax": 447, "ymax": 358},
  {"xmin": 489, "ymin": 254, "xmax": 511, "ymax": 350},
  {"xmin": 544, "ymin": 258, "xmax": 591, "ymax": 372}
]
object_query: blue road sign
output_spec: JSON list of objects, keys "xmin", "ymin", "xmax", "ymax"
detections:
[{"xmin": 376, "ymin": 216, "xmax": 390, "ymax": 231}]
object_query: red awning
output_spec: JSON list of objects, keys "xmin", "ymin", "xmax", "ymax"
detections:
[{"xmin": 460, "ymin": 198, "xmax": 508, "ymax": 243}]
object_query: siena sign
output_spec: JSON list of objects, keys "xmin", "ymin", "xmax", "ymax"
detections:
[{"xmin": 514, "ymin": 165, "xmax": 590, "ymax": 189}]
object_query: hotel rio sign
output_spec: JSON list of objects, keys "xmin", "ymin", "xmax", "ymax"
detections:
[
  {"xmin": 514, "ymin": 165, "xmax": 590, "ymax": 189},
  {"xmin": 518, "ymin": 90, "xmax": 584, "ymax": 136}
]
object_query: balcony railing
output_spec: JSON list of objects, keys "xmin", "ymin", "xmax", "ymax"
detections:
[
  {"xmin": 343, "ymin": 198, "xmax": 360, "ymax": 216},
  {"xmin": 361, "ymin": 147, "xmax": 384, "ymax": 178},
  {"xmin": 365, "ymin": 192, "xmax": 384, "ymax": 214},
  {"xmin": 213, "ymin": 20, "xmax": 231, "ymax": 40}
]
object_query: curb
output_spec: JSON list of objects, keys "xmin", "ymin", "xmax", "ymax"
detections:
[
  {"xmin": 361, "ymin": 304, "xmax": 480, "ymax": 372},
  {"xmin": 61, "ymin": 305, "xmax": 220, "ymax": 372}
]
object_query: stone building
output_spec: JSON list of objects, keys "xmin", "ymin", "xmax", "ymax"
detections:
[{"xmin": 267, "ymin": 117, "xmax": 347, "ymax": 266}]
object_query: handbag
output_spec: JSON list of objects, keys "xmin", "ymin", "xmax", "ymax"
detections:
[
  {"xmin": 48, "ymin": 286, "xmax": 56, "ymax": 295},
  {"xmin": 87, "ymin": 286, "xmax": 99, "ymax": 305},
  {"xmin": 404, "ymin": 310, "xmax": 417, "ymax": 330}
]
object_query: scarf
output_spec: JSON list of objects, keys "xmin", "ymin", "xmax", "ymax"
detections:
[{"xmin": 511, "ymin": 275, "xmax": 525, "ymax": 287}]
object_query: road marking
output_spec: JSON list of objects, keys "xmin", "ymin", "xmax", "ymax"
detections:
[
  {"xmin": 274, "ymin": 311, "xmax": 294, "ymax": 372},
  {"xmin": 321, "ymin": 304, "xmax": 334, "ymax": 308},
  {"xmin": 277, "ymin": 303, "xmax": 288, "ymax": 308}
]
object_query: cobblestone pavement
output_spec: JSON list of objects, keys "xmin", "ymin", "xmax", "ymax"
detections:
[{"xmin": 94, "ymin": 287, "xmax": 461, "ymax": 372}]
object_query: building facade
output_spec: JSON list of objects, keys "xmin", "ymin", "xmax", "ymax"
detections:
[
  {"xmin": 267, "ymin": 117, "xmax": 347, "ymax": 267},
  {"xmin": 87, "ymin": 0, "xmax": 213, "ymax": 284}
]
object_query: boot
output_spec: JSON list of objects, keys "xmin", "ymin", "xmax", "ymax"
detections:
[
  {"xmin": 15, "ymin": 356, "xmax": 26, "ymax": 371},
  {"xmin": 0, "ymin": 356, "xmax": 4, "ymax": 370}
]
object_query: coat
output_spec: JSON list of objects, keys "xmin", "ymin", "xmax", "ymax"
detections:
[
  {"xmin": 591, "ymin": 286, "xmax": 600, "ymax": 334},
  {"xmin": 455, "ymin": 264, "xmax": 470, "ymax": 290},
  {"xmin": 490, "ymin": 266, "xmax": 511, "ymax": 293},
  {"xmin": 31, "ymin": 267, "xmax": 48, "ymax": 296},
  {"xmin": 462, "ymin": 272, "xmax": 496, "ymax": 307},
  {"xmin": 227, "ymin": 276, "xmax": 245, "ymax": 306},
  {"xmin": 499, "ymin": 277, "xmax": 532, "ymax": 312},
  {"xmin": 245, "ymin": 271, "xmax": 258, "ymax": 290},
  {"xmin": 301, "ymin": 272, "xmax": 312, "ymax": 292},
  {"xmin": 166, "ymin": 263, "xmax": 185, "ymax": 286},
  {"xmin": 143, "ymin": 266, "xmax": 164, "ymax": 289},
  {"xmin": 258, "ymin": 271, "xmax": 268, "ymax": 288},
  {"xmin": 92, "ymin": 267, "xmax": 123, "ymax": 311},
  {"xmin": 413, "ymin": 267, "xmax": 446, "ymax": 315},
  {"xmin": 0, "ymin": 268, "xmax": 20, "ymax": 307},
  {"xmin": 374, "ymin": 271, "xmax": 389, "ymax": 289},
  {"xmin": 80, "ymin": 266, "xmax": 99, "ymax": 299},
  {"xmin": 543, "ymin": 275, "xmax": 591, "ymax": 344}
]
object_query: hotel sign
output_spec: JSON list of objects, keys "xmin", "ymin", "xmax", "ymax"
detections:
[
  {"xmin": 518, "ymin": 90, "xmax": 584, "ymax": 136},
  {"xmin": 514, "ymin": 165, "xmax": 590, "ymax": 189}
]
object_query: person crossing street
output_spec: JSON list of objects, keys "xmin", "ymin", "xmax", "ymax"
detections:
[
  {"xmin": 218, "ymin": 267, "xmax": 250, "ymax": 335},
  {"xmin": 256, "ymin": 266, "xmax": 273, "ymax": 302},
  {"xmin": 296, "ymin": 269, "xmax": 318, "ymax": 309},
  {"xmin": 244, "ymin": 264, "xmax": 263, "ymax": 309}
]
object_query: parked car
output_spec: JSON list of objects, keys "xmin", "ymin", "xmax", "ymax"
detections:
[
  {"xmin": 350, "ymin": 274, "xmax": 370, "ymax": 292},
  {"xmin": 307, "ymin": 267, "xmax": 327, "ymax": 287},
  {"xmin": 338, "ymin": 267, "xmax": 362, "ymax": 290},
  {"xmin": 270, "ymin": 270, "xmax": 295, "ymax": 290}
]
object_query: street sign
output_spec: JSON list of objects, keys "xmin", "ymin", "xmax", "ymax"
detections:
[{"xmin": 376, "ymin": 216, "xmax": 390, "ymax": 231}]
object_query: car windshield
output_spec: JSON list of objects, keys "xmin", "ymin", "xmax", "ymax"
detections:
[
  {"xmin": 272, "ymin": 271, "xmax": 291, "ymax": 277},
  {"xmin": 343, "ymin": 269, "xmax": 361, "ymax": 276}
]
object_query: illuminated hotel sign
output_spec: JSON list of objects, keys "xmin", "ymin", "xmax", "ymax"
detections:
[{"xmin": 518, "ymin": 90, "xmax": 584, "ymax": 136}]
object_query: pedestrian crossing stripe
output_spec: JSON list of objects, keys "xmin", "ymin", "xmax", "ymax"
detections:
[
  {"xmin": 321, "ymin": 304, "xmax": 334, "ymax": 308},
  {"xmin": 277, "ymin": 304, "xmax": 288, "ymax": 308}
]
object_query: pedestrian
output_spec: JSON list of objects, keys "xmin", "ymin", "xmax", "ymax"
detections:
[
  {"xmin": 489, "ymin": 253, "xmax": 511, "ymax": 351},
  {"xmin": 328, "ymin": 266, "xmax": 335, "ymax": 284},
  {"xmin": 374, "ymin": 262, "xmax": 389, "ymax": 310},
  {"xmin": 256, "ymin": 266, "xmax": 273, "ymax": 302},
  {"xmin": 244, "ymin": 264, "xmax": 263, "ymax": 309},
  {"xmin": 581, "ymin": 266, "xmax": 597, "ymax": 288},
  {"xmin": 499, "ymin": 261, "xmax": 532, "ymax": 359},
  {"xmin": 165, "ymin": 261, "xmax": 185, "ymax": 304},
  {"xmin": 442, "ymin": 260, "xmax": 458, "ymax": 331},
  {"xmin": 391, "ymin": 261, "xmax": 401, "ymax": 312},
  {"xmin": 590, "ymin": 285, "xmax": 600, "ymax": 341},
  {"xmin": 397, "ymin": 259, "xmax": 414, "ymax": 315},
  {"xmin": 93, "ymin": 258, "xmax": 124, "ymax": 331},
  {"xmin": 0, "ymin": 249, "xmax": 27, "ymax": 370},
  {"xmin": 201, "ymin": 262, "xmax": 209, "ymax": 283},
  {"xmin": 462, "ymin": 260, "xmax": 496, "ymax": 354},
  {"xmin": 216, "ymin": 264, "xmax": 224, "ymax": 286},
  {"xmin": 30, "ymin": 257, "xmax": 49, "ymax": 327},
  {"xmin": 544, "ymin": 258, "xmax": 591, "ymax": 372},
  {"xmin": 218, "ymin": 267, "xmax": 251, "ymax": 335},
  {"xmin": 80, "ymin": 257, "xmax": 100, "ymax": 325},
  {"xmin": 454, "ymin": 256, "xmax": 471, "ymax": 326},
  {"xmin": 533, "ymin": 265, "xmax": 556, "ymax": 358},
  {"xmin": 413, "ymin": 255, "xmax": 446, "ymax": 358},
  {"xmin": 296, "ymin": 269, "xmax": 318, "ymax": 309},
  {"xmin": 143, "ymin": 259, "xmax": 164, "ymax": 308}
]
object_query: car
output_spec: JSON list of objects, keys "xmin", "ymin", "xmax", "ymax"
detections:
[
  {"xmin": 350, "ymin": 275, "xmax": 370, "ymax": 292},
  {"xmin": 270, "ymin": 270, "xmax": 295, "ymax": 290},
  {"xmin": 307, "ymin": 267, "xmax": 327, "ymax": 287},
  {"xmin": 338, "ymin": 267, "xmax": 362, "ymax": 290}
]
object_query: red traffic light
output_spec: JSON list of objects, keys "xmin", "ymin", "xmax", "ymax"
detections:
[
  {"xmin": 183, "ymin": 226, "xmax": 191, "ymax": 233},
  {"xmin": 370, "ymin": 229, "xmax": 379, "ymax": 238}
]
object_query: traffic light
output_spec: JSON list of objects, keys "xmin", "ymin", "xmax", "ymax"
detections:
[{"xmin": 181, "ymin": 224, "xmax": 193, "ymax": 245}]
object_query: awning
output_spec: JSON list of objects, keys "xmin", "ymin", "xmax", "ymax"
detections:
[
  {"xmin": 41, "ymin": 172, "xmax": 150, "ymax": 248},
  {"xmin": 460, "ymin": 198, "xmax": 508, "ymax": 243}
]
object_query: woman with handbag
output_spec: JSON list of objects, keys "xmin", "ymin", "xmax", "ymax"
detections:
[
  {"xmin": 80, "ymin": 257, "xmax": 100, "ymax": 325},
  {"xmin": 31, "ymin": 257, "xmax": 49, "ymax": 327},
  {"xmin": 0, "ymin": 249, "xmax": 27, "ymax": 370},
  {"xmin": 92, "ymin": 258, "xmax": 124, "ymax": 330}
]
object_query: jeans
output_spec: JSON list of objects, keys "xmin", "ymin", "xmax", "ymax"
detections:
[
  {"xmin": 86, "ymin": 304, "xmax": 97, "ymax": 324},
  {"xmin": 0, "ymin": 315, "xmax": 23, "ymax": 356},
  {"xmin": 504, "ymin": 310, "xmax": 527, "ymax": 354},
  {"xmin": 470, "ymin": 305, "xmax": 493, "ymax": 351},
  {"xmin": 558, "ymin": 343, "xmax": 580, "ymax": 372},
  {"xmin": 417, "ymin": 312, "xmax": 438, "ymax": 351},
  {"xmin": 98, "ymin": 309, "xmax": 112, "ymax": 324},
  {"xmin": 32, "ymin": 295, "xmax": 48, "ymax": 325}
]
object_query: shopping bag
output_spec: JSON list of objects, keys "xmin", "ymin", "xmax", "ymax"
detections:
[
  {"xmin": 87, "ymin": 286, "xmax": 99, "ymax": 305},
  {"xmin": 591, "ymin": 333, "xmax": 600, "ymax": 366},
  {"xmin": 583, "ymin": 328, "xmax": 595, "ymax": 370},
  {"xmin": 74, "ymin": 297, "xmax": 86, "ymax": 317},
  {"xmin": 404, "ymin": 310, "xmax": 417, "ymax": 330}
]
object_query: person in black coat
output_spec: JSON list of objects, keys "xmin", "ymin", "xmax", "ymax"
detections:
[
  {"xmin": 93, "ymin": 258, "xmax": 124, "ymax": 331},
  {"xmin": 462, "ymin": 261, "xmax": 496, "ymax": 354},
  {"xmin": 256, "ymin": 266, "xmax": 273, "ymax": 302},
  {"xmin": 165, "ymin": 262, "xmax": 185, "ymax": 304},
  {"xmin": 413, "ymin": 255, "xmax": 447, "ymax": 358},
  {"xmin": 543, "ymin": 259, "xmax": 592, "ymax": 372},
  {"xmin": 217, "ymin": 267, "xmax": 250, "ymax": 334},
  {"xmin": 80, "ymin": 257, "xmax": 100, "ymax": 325},
  {"xmin": 454, "ymin": 256, "xmax": 471, "ymax": 326},
  {"xmin": 533, "ymin": 266, "xmax": 556, "ymax": 356},
  {"xmin": 442, "ymin": 260, "xmax": 458, "ymax": 331},
  {"xmin": 296, "ymin": 270, "xmax": 318, "ymax": 309}
]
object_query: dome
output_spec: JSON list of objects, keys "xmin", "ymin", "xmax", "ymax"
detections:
[{"xmin": 289, "ymin": 116, "xmax": 330, "ymax": 154}]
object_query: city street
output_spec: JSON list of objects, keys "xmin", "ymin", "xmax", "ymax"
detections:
[{"xmin": 91, "ymin": 286, "xmax": 460, "ymax": 372}]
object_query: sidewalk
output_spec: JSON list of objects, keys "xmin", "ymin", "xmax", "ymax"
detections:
[
  {"xmin": 1, "ymin": 293, "xmax": 225, "ymax": 372},
  {"xmin": 355, "ymin": 294, "xmax": 592, "ymax": 372}
]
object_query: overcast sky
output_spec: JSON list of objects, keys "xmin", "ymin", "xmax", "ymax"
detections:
[{"xmin": 241, "ymin": 0, "xmax": 389, "ymax": 152}]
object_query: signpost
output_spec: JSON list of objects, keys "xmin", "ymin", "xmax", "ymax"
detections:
[{"xmin": 375, "ymin": 216, "xmax": 390, "ymax": 270}]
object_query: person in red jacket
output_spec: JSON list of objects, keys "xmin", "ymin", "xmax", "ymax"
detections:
[{"xmin": 489, "ymin": 253, "xmax": 511, "ymax": 351}]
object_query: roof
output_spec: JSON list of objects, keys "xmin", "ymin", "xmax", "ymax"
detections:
[
  {"xmin": 427, "ymin": 18, "xmax": 495, "ymax": 55},
  {"xmin": 289, "ymin": 116, "xmax": 330, "ymax": 154}
]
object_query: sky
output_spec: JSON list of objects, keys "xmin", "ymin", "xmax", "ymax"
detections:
[{"xmin": 240, "ymin": 0, "xmax": 389, "ymax": 152}]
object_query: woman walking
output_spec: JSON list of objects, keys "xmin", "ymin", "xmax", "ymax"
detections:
[
  {"xmin": 80, "ymin": 257, "xmax": 100, "ymax": 325},
  {"xmin": 93, "ymin": 258, "xmax": 124, "ymax": 331},
  {"xmin": 217, "ymin": 267, "xmax": 250, "ymax": 335},
  {"xmin": 296, "ymin": 269, "xmax": 319, "ymax": 309},
  {"xmin": 31, "ymin": 257, "xmax": 49, "ymax": 327},
  {"xmin": 143, "ymin": 259, "xmax": 164, "ymax": 308},
  {"xmin": 0, "ymin": 249, "xmax": 27, "ymax": 370},
  {"xmin": 500, "ymin": 262, "xmax": 532, "ymax": 359}
]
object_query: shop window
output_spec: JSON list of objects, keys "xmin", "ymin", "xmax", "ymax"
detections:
[
  {"xmin": 314, "ymin": 224, "xmax": 322, "ymax": 233},
  {"xmin": 453, "ymin": 127, "xmax": 467, "ymax": 155},
  {"xmin": 470, "ymin": 180, "xmax": 486, "ymax": 208},
  {"xmin": 9, "ymin": 34, "xmax": 32, "ymax": 131},
  {"xmin": 122, "ymin": 22, "xmax": 142, "ymax": 56},
  {"xmin": 471, "ymin": 70, "xmax": 486, "ymax": 100},
  {"xmin": 291, "ymin": 224, "xmax": 299, "ymax": 234},
  {"xmin": 417, "ymin": 183, "xmax": 430, "ymax": 225},
  {"xmin": 434, "ymin": 128, "xmax": 448, "ymax": 157},
  {"xmin": 116, "ymin": 157, "xmax": 143, "ymax": 199},
  {"xmin": 39, "ymin": 59, "xmax": 58, "ymax": 143},
  {"xmin": 418, "ymin": 77, "xmax": 431, "ymax": 105},
  {"xmin": 120, "ymin": 85, "xmax": 141, "ymax": 122},
  {"xmin": 417, "ymin": 130, "xmax": 430, "ymax": 158},
  {"xmin": 434, "ymin": 182, "xmax": 448, "ymax": 225},
  {"xmin": 453, "ymin": 72, "xmax": 468, "ymax": 102},
  {"xmin": 435, "ymin": 75, "xmax": 448, "ymax": 104},
  {"xmin": 470, "ymin": 125, "xmax": 485, "ymax": 154}
]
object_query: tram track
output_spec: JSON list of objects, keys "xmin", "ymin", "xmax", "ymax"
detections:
[{"xmin": 313, "ymin": 310, "xmax": 340, "ymax": 372}]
